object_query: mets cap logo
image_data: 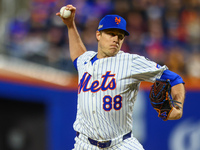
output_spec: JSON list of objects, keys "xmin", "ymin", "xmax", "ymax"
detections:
[
  {"xmin": 115, "ymin": 17, "xmax": 121, "ymax": 24},
  {"xmin": 98, "ymin": 25, "xmax": 103, "ymax": 29}
]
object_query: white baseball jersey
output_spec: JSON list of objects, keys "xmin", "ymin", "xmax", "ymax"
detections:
[{"xmin": 73, "ymin": 51, "xmax": 167, "ymax": 142}]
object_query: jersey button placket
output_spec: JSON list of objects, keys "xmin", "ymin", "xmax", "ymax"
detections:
[
  {"xmin": 92, "ymin": 63, "xmax": 100, "ymax": 130},
  {"xmin": 92, "ymin": 94, "xmax": 96, "ymax": 114},
  {"xmin": 93, "ymin": 63, "xmax": 97, "ymax": 74},
  {"xmin": 91, "ymin": 93, "xmax": 99, "ymax": 130}
]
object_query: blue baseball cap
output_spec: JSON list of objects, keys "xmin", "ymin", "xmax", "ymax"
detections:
[{"xmin": 97, "ymin": 15, "xmax": 129, "ymax": 36}]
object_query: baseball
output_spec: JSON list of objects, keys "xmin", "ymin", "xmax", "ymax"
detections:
[{"xmin": 60, "ymin": 6, "xmax": 71, "ymax": 18}]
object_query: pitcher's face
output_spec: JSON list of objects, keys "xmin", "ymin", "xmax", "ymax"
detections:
[{"xmin": 96, "ymin": 29, "xmax": 125, "ymax": 58}]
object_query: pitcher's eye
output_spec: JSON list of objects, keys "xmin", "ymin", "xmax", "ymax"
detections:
[
  {"xmin": 118, "ymin": 35, "xmax": 124, "ymax": 40},
  {"xmin": 110, "ymin": 33, "xmax": 115, "ymax": 36}
]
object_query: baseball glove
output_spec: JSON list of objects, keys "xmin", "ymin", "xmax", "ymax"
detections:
[{"xmin": 149, "ymin": 79, "xmax": 182, "ymax": 121}]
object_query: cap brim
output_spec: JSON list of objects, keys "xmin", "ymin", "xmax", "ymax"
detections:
[{"xmin": 98, "ymin": 27, "xmax": 129, "ymax": 36}]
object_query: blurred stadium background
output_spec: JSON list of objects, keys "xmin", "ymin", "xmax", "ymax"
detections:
[{"xmin": 0, "ymin": 0, "xmax": 199, "ymax": 150}]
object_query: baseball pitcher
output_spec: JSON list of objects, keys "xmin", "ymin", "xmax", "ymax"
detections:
[{"xmin": 56, "ymin": 5, "xmax": 185, "ymax": 150}]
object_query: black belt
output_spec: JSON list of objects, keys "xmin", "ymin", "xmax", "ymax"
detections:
[{"xmin": 76, "ymin": 131, "xmax": 132, "ymax": 148}]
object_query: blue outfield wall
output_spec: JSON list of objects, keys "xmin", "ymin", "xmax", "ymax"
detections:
[
  {"xmin": 0, "ymin": 81, "xmax": 77, "ymax": 150},
  {"xmin": 0, "ymin": 81, "xmax": 199, "ymax": 150}
]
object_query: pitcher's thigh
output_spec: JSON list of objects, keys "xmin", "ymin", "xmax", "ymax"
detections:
[{"xmin": 110, "ymin": 137, "xmax": 145, "ymax": 150}]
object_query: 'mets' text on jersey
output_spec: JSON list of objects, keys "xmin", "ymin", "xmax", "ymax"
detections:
[
  {"xmin": 73, "ymin": 51, "xmax": 167, "ymax": 141},
  {"xmin": 78, "ymin": 71, "xmax": 116, "ymax": 94}
]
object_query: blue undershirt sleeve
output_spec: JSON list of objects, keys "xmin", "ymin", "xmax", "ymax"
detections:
[
  {"xmin": 73, "ymin": 57, "xmax": 78, "ymax": 70},
  {"xmin": 160, "ymin": 70, "xmax": 185, "ymax": 87}
]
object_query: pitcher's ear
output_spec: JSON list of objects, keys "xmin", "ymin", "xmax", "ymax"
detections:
[{"xmin": 96, "ymin": 31, "xmax": 101, "ymax": 41}]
